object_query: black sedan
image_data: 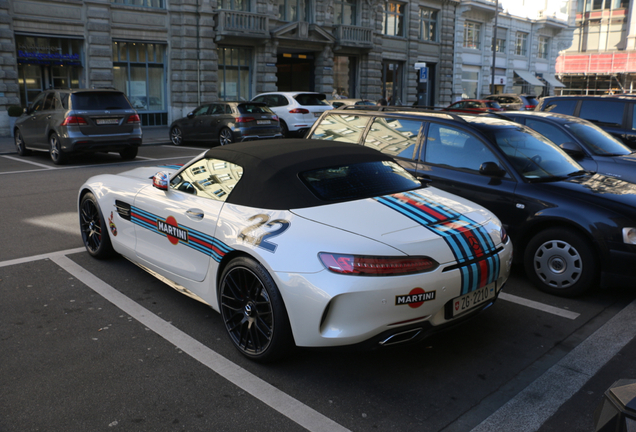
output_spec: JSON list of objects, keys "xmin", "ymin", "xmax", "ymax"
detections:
[
  {"xmin": 169, "ymin": 101, "xmax": 282, "ymax": 146},
  {"xmin": 498, "ymin": 111, "xmax": 636, "ymax": 183}
]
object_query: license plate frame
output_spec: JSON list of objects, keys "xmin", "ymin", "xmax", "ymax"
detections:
[
  {"xmin": 451, "ymin": 283, "xmax": 496, "ymax": 317},
  {"xmin": 256, "ymin": 120, "xmax": 271, "ymax": 125},
  {"xmin": 314, "ymin": 112, "xmax": 321, "ymax": 118},
  {"xmin": 96, "ymin": 118, "xmax": 120, "ymax": 125}
]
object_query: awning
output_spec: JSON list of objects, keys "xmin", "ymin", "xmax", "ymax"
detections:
[
  {"xmin": 514, "ymin": 70, "xmax": 545, "ymax": 87},
  {"xmin": 541, "ymin": 73, "xmax": 565, "ymax": 88}
]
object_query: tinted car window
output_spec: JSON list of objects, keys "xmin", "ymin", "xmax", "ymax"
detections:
[
  {"xmin": 238, "ymin": 104, "xmax": 274, "ymax": 114},
  {"xmin": 192, "ymin": 105, "xmax": 210, "ymax": 116},
  {"xmin": 525, "ymin": 119, "xmax": 572, "ymax": 146},
  {"xmin": 71, "ymin": 92, "xmax": 132, "ymax": 110},
  {"xmin": 300, "ymin": 161, "xmax": 420, "ymax": 201},
  {"xmin": 60, "ymin": 93, "xmax": 69, "ymax": 109},
  {"xmin": 364, "ymin": 117, "xmax": 422, "ymax": 158},
  {"xmin": 170, "ymin": 158, "xmax": 243, "ymax": 201},
  {"xmin": 43, "ymin": 93, "xmax": 56, "ymax": 110},
  {"xmin": 542, "ymin": 99, "xmax": 578, "ymax": 116},
  {"xmin": 566, "ymin": 122, "xmax": 632, "ymax": 156},
  {"xmin": 579, "ymin": 100, "xmax": 624, "ymax": 127},
  {"xmin": 30, "ymin": 93, "xmax": 46, "ymax": 112},
  {"xmin": 308, "ymin": 114, "xmax": 369, "ymax": 143},
  {"xmin": 295, "ymin": 94, "xmax": 329, "ymax": 106},
  {"xmin": 423, "ymin": 124, "xmax": 500, "ymax": 172}
]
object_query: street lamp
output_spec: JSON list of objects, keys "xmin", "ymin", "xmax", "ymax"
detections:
[{"xmin": 594, "ymin": 379, "xmax": 636, "ymax": 431}]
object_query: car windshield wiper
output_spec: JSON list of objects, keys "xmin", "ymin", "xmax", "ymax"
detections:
[{"xmin": 567, "ymin": 170, "xmax": 594, "ymax": 177}]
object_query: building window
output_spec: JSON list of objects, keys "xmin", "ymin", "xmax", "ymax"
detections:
[
  {"xmin": 333, "ymin": 56, "xmax": 357, "ymax": 98},
  {"xmin": 218, "ymin": 47, "xmax": 252, "ymax": 101},
  {"xmin": 496, "ymin": 38, "xmax": 506, "ymax": 53},
  {"xmin": 113, "ymin": 42, "xmax": 167, "ymax": 125},
  {"xmin": 515, "ymin": 32, "xmax": 528, "ymax": 56},
  {"xmin": 383, "ymin": 1, "xmax": 406, "ymax": 37},
  {"xmin": 538, "ymin": 36, "xmax": 549, "ymax": 59},
  {"xmin": 461, "ymin": 68, "xmax": 480, "ymax": 99},
  {"xmin": 111, "ymin": 0, "xmax": 164, "ymax": 8},
  {"xmin": 463, "ymin": 21, "xmax": 481, "ymax": 50},
  {"xmin": 219, "ymin": 0, "xmax": 249, "ymax": 10},
  {"xmin": 276, "ymin": 0, "xmax": 308, "ymax": 21},
  {"xmin": 419, "ymin": 7, "xmax": 438, "ymax": 42},
  {"xmin": 334, "ymin": 0, "xmax": 357, "ymax": 25}
]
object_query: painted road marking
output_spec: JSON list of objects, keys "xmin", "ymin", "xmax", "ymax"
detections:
[
  {"xmin": 499, "ymin": 292, "xmax": 580, "ymax": 320},
  {"xmin": 2, "ymin": 155, "xmax": 54, "ymax": 169}
]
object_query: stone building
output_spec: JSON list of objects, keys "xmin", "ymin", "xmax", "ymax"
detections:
[{"xmin": 0, "ymin": 0, "xmax": 458, "ymax": 136}]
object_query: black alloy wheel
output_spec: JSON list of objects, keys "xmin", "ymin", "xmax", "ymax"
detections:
[
  {"xmin": 524, "ymin": 227, "xmax": 597, "ymax": 297},
  {"xmin": 219, "ymin": 257, "xmax": 293, "ymax": 362},
  {"xmin": 170, "ymin": 126, "xmax": 183, "ymax": 146},
  {"xmin": 79, "ymin": 192, "xmax": 114, "ymax": 259}
]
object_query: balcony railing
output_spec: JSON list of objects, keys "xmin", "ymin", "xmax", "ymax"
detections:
[
  {"xmin": 216, "ymin": 11, "xmax": 269, "ymax": 38},
  {"xmin": 334, "ymin": 24, "xmax": 374, "ymax": 49}
]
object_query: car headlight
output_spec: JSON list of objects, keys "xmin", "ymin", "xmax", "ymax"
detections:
[{"xmin": 623, "ymin": 228, "xmax": 636, "ymax": 245}]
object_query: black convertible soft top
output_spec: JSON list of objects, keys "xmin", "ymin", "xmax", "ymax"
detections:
[{"xmin": 203, "ymin": 139, "xmax": 397, "ymax": 209}]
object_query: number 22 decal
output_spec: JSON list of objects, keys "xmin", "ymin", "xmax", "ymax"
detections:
[{"xmin": 238, "ymin": 214, "xmax": 290, "ymax": 253}]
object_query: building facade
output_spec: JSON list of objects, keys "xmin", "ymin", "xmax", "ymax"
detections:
[{"xmin": 556, "ymin": 0, "xmax": 636, "ymax": 95}]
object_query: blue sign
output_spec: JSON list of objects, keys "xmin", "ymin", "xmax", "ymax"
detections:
[{"xmin": 420, "ymin": 67, "xmax": 429, "ymax": 82}]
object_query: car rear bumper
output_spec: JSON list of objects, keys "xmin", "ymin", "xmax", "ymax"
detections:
[{"xmin": 60, "ymin": 133, "xmax": 143, "ymax": 153}]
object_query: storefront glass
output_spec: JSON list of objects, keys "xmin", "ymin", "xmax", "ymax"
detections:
[
  {"xmin": 218, "ymin": 47, "xmax": 252, "ymax": 101},
  {"xmin": 333, "ymin": 56, "xmax": 357, "ymax": 99},
  {"xmin": 113, "ymin": 41, "xmax": 167, "ymax": 125}
]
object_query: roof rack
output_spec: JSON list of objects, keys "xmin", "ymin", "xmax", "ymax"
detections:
[{"xmin": 339, "ymin": 105, "xmax": 469, "ymax": 123}]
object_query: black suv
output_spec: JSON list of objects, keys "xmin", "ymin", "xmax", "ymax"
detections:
[
  {"xmin": 14, "ymin": 88, "xmax": 142, "ymax": 164},
  {"xmin": 536, "ymin": 95, "xmax": 636, "ymax": 149},
  {"xmin": 484, "ymin": 94, "xmax": 539, "ymax": 111},
  {"xmin": 306, "ymin": 106, "xmax": 636, "ymax": 296}
]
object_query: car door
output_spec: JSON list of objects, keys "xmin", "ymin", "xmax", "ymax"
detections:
[
  {"xmin": 133, "ymin": 157, "xmax": 240, "ymax": 282},
  {"xmin": 362, "ymin": 115, "xmax": 423, "ymax": 173},
  {"xmin": 180, "ymin": 105, "xmax": 211, "ymax": 142},
  {"xmin": 20, "ymin": 92, "xmax": 50, "ymax": 148},
  {"xmin": 415, "ymin": 122, "xmax": 526, "ymax": 237}
]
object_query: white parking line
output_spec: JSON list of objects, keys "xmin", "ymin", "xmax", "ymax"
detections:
[
  {"xmin": 5, "ymin": 250, "xmax": 349, "ymax": 432},
  {"xmin": 499, "ymin": 292, "xmax": 580, "ymax": 320},
  {"xmin": 1, "ymin": 155, "xmax": 55, "ymax": 169}
]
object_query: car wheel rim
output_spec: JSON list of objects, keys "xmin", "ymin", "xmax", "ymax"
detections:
[
  {"xmin": 80, "ymin": 199, "xmax": 102, "ymax": 253},
  {"xmin": 15, "ymin": 133, "xmax": 24, "ymax": 152},
  {"xmin": 533, "ymin": 239, "xmax": 582, "ymax": 289},
  {"xmin": 220, "ymin": 130, "xmax": 232, "ymax": 145},
  {"xmin": 220, "ymin": 267, "xmax": 273, "ymax": 355},
  {"xmin": 50, "ymin": 136, "xmax": 60, "ymax": 161},
  {"xmin": 171, "ymin": 128, "xmax": 182, "ymax": 145}
]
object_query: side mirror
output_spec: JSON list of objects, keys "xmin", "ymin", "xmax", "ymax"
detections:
[
  {"xmin": 152, "ymin": 171, "xmax": 170, "ymax": 190},
  {"xmin": 186, "ymin": 112, "xmax": 195, "ymax": 119},
  {"xmin": 479, "ymin": 161, "xmax": 506, "ymax": 177},
  {"xmin": 560, "ymin": 141, "xmax": 585, "ymax": 158}
]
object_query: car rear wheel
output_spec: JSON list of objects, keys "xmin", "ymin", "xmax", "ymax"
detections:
[
  {"xmin": 219, "ymin": 128, "xmax": 234, "ymax": 146},
  {"xmin": 219, "ymin": 257, "xmax": 294, "ymax": 362},
  {"xmin": 120, "ymin": 146, "xmax": 138, "ymax": 160},
  {"xmin": 280, "ymin": 120, "xmax": 289, "ymax": 138},
  {"xmin": 79, "ymin": 192, "xmax": 115, "ymax": 259},
  {"xmin": 49, "ymin": 132, "xmax": 67, "ymax": 165},
  {"xmin": 170, "ymin": 126, "xmax": 183, "ymax": 146},
  {"xmin": 15, "ymin": 130, "xmax": 31, "ymax": 156},
  {"xmin": 524, "ymin": 228, "xmax": 597, "ymax": 297}
]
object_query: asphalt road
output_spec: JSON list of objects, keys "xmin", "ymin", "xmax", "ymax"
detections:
[{"xmin": 1, "ymin": 143, "xmax": 635, "ymax": 432}]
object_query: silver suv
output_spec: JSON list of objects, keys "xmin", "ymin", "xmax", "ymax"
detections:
[{"xmin": 14, "ymin": 88, "xmax": 142, "ymax": 164}]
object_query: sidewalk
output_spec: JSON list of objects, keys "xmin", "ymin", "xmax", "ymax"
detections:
[{"xmin": 0, "ymin": 126, "xmax": 171, "ymax": 155}]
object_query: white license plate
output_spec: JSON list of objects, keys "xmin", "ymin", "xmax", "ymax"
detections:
[
  {"xmin": 257, "ymin": 120, "xmax": 271, "ymax": 125},
  {"xmin": 451, "ymin": 283, "xmax": 495, "ymax": 317},
  {"xmin": 96, "ymin": 118, "xmax": 119, "ymax": 125},
  {"xmin": 314, "ymin": 112, "xmax": 321, "ymax": 117}
]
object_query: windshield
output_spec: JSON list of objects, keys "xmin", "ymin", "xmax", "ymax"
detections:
[
  {"xmin": 565, "ymin": 122, "xmax": 632, "ymax": 156},
  {"xmin": 491, "ymin": 126, "xmax": 583, "ymax": 180}
]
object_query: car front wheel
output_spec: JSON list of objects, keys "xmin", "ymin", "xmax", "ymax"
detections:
[
  {"xmin": 219, "ymin": 128, "xmax": 234, "ymax": 146},
  {"xmin": 524, "ymin": 228, "xmax": 597, "ymax": 297},
  {"xmin": 170, "ymin": 126, "xmax": 183, "ymax": 146},
  {"xmin": 79, "ymin": 192, "xmax": 115, "ymax": 259},
  {"xmin": 219, "ymin": 257, "xmax": 294, "ymax": 362},
  {"xmin": 49, "ymin": 133, "xmax": 67, "ymax": 165}
]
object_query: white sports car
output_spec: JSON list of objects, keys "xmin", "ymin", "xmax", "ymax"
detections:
[{"xmin": 78, "ymin": 139, "xmax": 513, "ymax": 361}]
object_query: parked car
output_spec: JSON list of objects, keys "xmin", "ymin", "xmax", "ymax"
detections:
[
  {"xmin": 445, "ymin": 99, "xmax": 503, "ymax": 113},
  {"xmin": 14, "ymin": 88, "xmax": 142, "ymax": 165},
  {"xmin": 251, "ymin": 92, "xmax": 333, "ymax": 137},
  {"xmin": 329, "ymin": 98, "xmax": 375, "ymax": 109},
  {"xmin": 306, "ymin": 106, "xmax": 636, "ymax": 297},
  {"xmin": 497, "ymin": 111, "xmax": 636, "ymax": 183},
  {"xmin": 169, "ymin": 101, "xmax": 282, "ymax": 146},
  {"xmin": 535, "ymin": 95, "xmax": 636, "ymax": 149},
  {"xmin": 484, "ymin": 94, "xmax": 539, "ymax": 111},
  {"xmin": 78, "ymin": 139, "xmax": 512, "ymax": 361}
]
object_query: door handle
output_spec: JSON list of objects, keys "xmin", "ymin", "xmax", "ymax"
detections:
[{"xmin": 186, "ymin": 209, "xmax": 204, "ymax": 220}]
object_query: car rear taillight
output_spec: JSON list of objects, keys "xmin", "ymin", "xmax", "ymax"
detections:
[
  {"xmin": 235, "ymin": 117, "xmax": 256, "ymax": 123},
  {"xmin": 127, "ymin": 114, "xmax": 141, "ymax": 124},
  {"xmin": 61, "ymin": 116, "xmax": 88, "ymax": 126},
  {"xmin": 272, "ymin": 115, "xmax": 279, "ymax": 121},
  {"xmin": 319, "ymin": 253, "xmax": 438, "ymax": 276},
  {"xmin": 525, "ymin": 105, "xmax": 536, "ymax": 109},
  {"xmin": 289, "ymin": 108, "xmax": 310, "ymax": 114}
]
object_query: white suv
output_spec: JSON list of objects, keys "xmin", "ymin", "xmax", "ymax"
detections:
[{"xmin": 251, "ymin": 92, "xmax": 333, "ymax": 137}]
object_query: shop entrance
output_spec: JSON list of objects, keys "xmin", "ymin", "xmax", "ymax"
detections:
[{"xmin": 276, "ymin": 53, "xmax": 314, "ymax": 92}]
